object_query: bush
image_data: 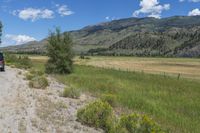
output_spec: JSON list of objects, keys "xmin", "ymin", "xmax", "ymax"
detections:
[
  {"xmin": 29, "ymin": 69, "xmax": 44, "ymax": 76},
  {"xmin": 29, "ymin": 76, "xmax": 49, "ymax": 89},
  {"xmin": 77, "ymin": 100, "xmax": 115, "ymax": 132},
  {"xmin": 80, "ymin": 52, "xmax": 85, "ymax": 59},
  {"xmin": 100, "ymin": 94, "xmax": 118, "ymax": 107},
  {"xmin": 45, "ymin": 28, "xmax": 74, "ymax": 74},
  {"xmin": 26, "ymin": 69, "xmax": 45, "ymax": 80},
  {"xmin": 77, "ymin": 100, "xmax": 164, "ymax": 133},
  {"xmin": 4, "ymin": 54, "xmax": 17, "ymax": 64},
  {"xmin": 62, "ymin": 87, "xmax": 80, "ymax": 99},
  {"xmin": 118, "ymin": 113, "xmax": 164, "ymax": 133},
  {"xmin": 16, "ymin": 56, "xmax": 32, "ymax": 69},
  {"xmin": 26, "ymin": 73, "xmax": 34, "ymax": 80},
  {"xmin": 26, "ymin": 69, "xmax": 49, "ymax": 89},
  {"xmin": 5, "ymin": 54, "xmax": 32, "ymax": 69}
]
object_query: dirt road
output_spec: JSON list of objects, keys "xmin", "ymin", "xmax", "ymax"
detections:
[{"xmin": 0, "ymin": 67, "xmax": 101, "ymax": 133}]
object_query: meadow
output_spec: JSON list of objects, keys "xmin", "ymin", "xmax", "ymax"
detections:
[
  {"xmin": 29, "ymin": 55, "xmax": 200, "ymax": 133},
  {"xmin": 30, "ymin": 56, "xmax": 200, "ymax": 80},
  {"xmin": 76, "ymin": 56, "xmax": 200, "ymax": 80}
]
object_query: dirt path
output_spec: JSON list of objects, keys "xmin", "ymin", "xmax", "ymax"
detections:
[{"xmin": 0, "ymin": 67, "xmax": 102, "ymax": 133}]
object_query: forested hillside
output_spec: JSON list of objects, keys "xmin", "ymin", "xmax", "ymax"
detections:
[{"xmin": 1, "ymin": 16, "xmax": 200, "ymax": 57}]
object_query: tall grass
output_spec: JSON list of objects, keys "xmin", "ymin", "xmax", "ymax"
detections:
[
  {"xmin": 54, "ymin": 65, "xmax": 200, "ymax": 133},
  {"xmin": 29, "ymin": 58, "xmax": 200, "ymax": 133},
  {"xmin": 5, "ymin": 54, "xmax": 32, "ymax": 69}
]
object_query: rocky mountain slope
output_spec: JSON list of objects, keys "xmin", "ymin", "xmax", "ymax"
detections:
[{"xmin": 1, "ymin": 16, "xmax": 200, "ymax": 57}]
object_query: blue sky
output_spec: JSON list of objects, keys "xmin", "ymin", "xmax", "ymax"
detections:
[{"xmin": 0, "ymin": 0, "xmax": 200, "ymax": 46}]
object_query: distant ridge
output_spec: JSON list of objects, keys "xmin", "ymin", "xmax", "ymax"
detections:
[{"xmin": 1, "ymin": 16, "xmax": 200, "ymax": 57}]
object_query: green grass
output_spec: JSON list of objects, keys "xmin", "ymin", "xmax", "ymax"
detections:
[
  {"xmin": 76, "ymin": 56, "xmax": 200, "ymax": 80},
  {"xmin": 30, "ymin": 58, "xmax": 200, "ymax": 133},
  {"xmin": 53, "ymin": 65, "xmax": 200, "ymax": 133}
]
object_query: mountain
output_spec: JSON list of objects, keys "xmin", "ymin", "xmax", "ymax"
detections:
[
  {"xmin": 1, "ymin": 40, "xmax": 46, "ymax": 54},
  {"xmin": 97, "ymin": 27, "xmax": 200, "ymax": 57},
  {"xmin": 1, "ymin": 16, "xmax": 200, "ymax": 57}
]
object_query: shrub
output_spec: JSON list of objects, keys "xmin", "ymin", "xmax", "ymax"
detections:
[
  {"xmin": 5, "ymin": 54, "xmax": 17, "ymax": 64},
  {"xmin": 26, "ymin": 73, "xmax": 34, "ymax": 80},
  {"xmin": 26, "ymin": 69, "xmax": 45, "ymax": 80},
  {"xmin": 100, "ymin": 94, "xmax": 118, "ymax": 107},
  {"xmin": 77, "ymin": 100, "xmax": 115, "ymax": 132},
  {"xmin": 29, "ymin": 76, "xmax": 49, "ymax": 89},
  {"xmin": 62, "ymin": 87, "xmax": 80, "ymax": 99},
  {"xmin": 80, "ymin": 52, "xmax": 85, "ymax": 59},
  {"xmin": 16, "ymin": 56, "xmax": 32, "ymax": 69},
  {"xmin": 118, "ymin": 113, "xmax": 164, "ymax": 133},
  {"xmin": 26, "ymin": 69, "xmax": 49, "ymax": 89},
  {"xmin": 45, "ymin": 28, "xmax": 74, "ymax": 74},
  {"xmin": 29, "ymin": 69, "xmax": 44, "ymax": 76},
  {"xmin": 77, "ymin": 100, "xmax": 164, "ymax": 133},
  {"xmin": 5, "ymin": 54, "xmax": 32, "ymax": 69}
]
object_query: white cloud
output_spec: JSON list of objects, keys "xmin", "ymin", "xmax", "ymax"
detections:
[
  {"xmin": 133, "ymin": 0, "xmax": 170, "ymax": 19},
  {"xmin": 56, "ymin": 4, "xmax": 74, "ymax": 16},
  {"xmin": 188, "ymin": 8, "xmax": 200, "ymax": 16},
  {"xmin": 4, "ymin": 34, "xmax": 36, "ymax": 45},
  {"xmin": 105, "ymin": 16, "xmax": 119, "ymax": 21},
  {"xmin": 148, "ymin": 14, "xmax": 161, "ymax": 18},
  {"xmin": 105, "ymin": 16, "xmax": 110, "ymax": 20},
  {"xmin": 13, "ymin": 8, "xmax": 54, "ymax": 21}
]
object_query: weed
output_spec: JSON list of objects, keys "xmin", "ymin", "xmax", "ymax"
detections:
[
  {"xmin": 62, "ymin": 87, "xmax": 80, "ymax": 99},
  {"xmin": 100, "ymin": 94, "xmax": 118, "ymax": 107},
  {"xmin": 29, "ymin": 76, "xmax": 48, "ymax": 89}
]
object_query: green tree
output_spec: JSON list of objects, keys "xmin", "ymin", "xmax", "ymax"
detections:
[
  {"xmin": 45, "ymin": 28, "xmax": 74, "ymax": 74},
  {"xmin": 0, "ymin": 21, "xmax": 2, "ymax": 44}
]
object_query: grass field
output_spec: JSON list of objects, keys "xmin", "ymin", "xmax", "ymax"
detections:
[
  {"xmin": 28, "ymin": 55, "xmax": 200, "ymax": 133},
  {"xmin": 76, "ymin": 56, "xmax": 200, "ymax": 80},
  {"xmin": 29, "ymin": 55, "xmax": 200, "ymax": 80}
]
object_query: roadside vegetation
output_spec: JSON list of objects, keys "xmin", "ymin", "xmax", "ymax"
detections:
[
  {"xmin": 4, "ymin": 54, "xmax": 49, "ymax": 89},
  {"xmin": 27, "ymin": 57, "xmax": 200, "ymax": 133},
  {"xmin": 62, "ymin": 86, "xmax": 80, "ymax": 99},
  {"xmin": 5, "ymin": 54, "xmax": 32, "ymax": 69},
  {"xmin": 26, "ymin": 69, "xmax": 48, "ymax": 89},
  {"xmin": 54, "ymin": 65, "xmax": 200, "ymax": 133},
  {"xmin": 77, "ymin": 100, "xmax": 164, "ymax": 133}
]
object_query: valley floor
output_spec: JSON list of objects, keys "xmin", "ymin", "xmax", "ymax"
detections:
[
  {"xmin": 0, "ymin": 67, "xmax": 101, "ymax": 133},
  {"xmin": 76, "ymin": 56, "xmax": 200, "ymax": 80}
]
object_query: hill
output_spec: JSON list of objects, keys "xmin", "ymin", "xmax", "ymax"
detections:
[{"xmin": 1, "ymin": 16, "xmax": 200, "ymax": 57}]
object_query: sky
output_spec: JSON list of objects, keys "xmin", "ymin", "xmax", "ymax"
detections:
[{"xmin": 0, "ymin": 0, "xmax": 200, "ymax": 46}]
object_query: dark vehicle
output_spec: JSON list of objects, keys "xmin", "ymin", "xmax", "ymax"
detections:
[{"xmin": 0, "ymin": 53, "xmax": 5, "ymax": 71}]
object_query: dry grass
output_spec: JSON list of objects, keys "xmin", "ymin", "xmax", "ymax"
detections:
[
  {"xmin": 27, "ymin": 55, "xmax": 200, "ymax": 79},
  {"xmin": 29, "ymin": 56, "xmax": 48, "ymax": 61},
  {"xmin": 75, "ymin": 56, "xmax": 200, "ymax": 80}
]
